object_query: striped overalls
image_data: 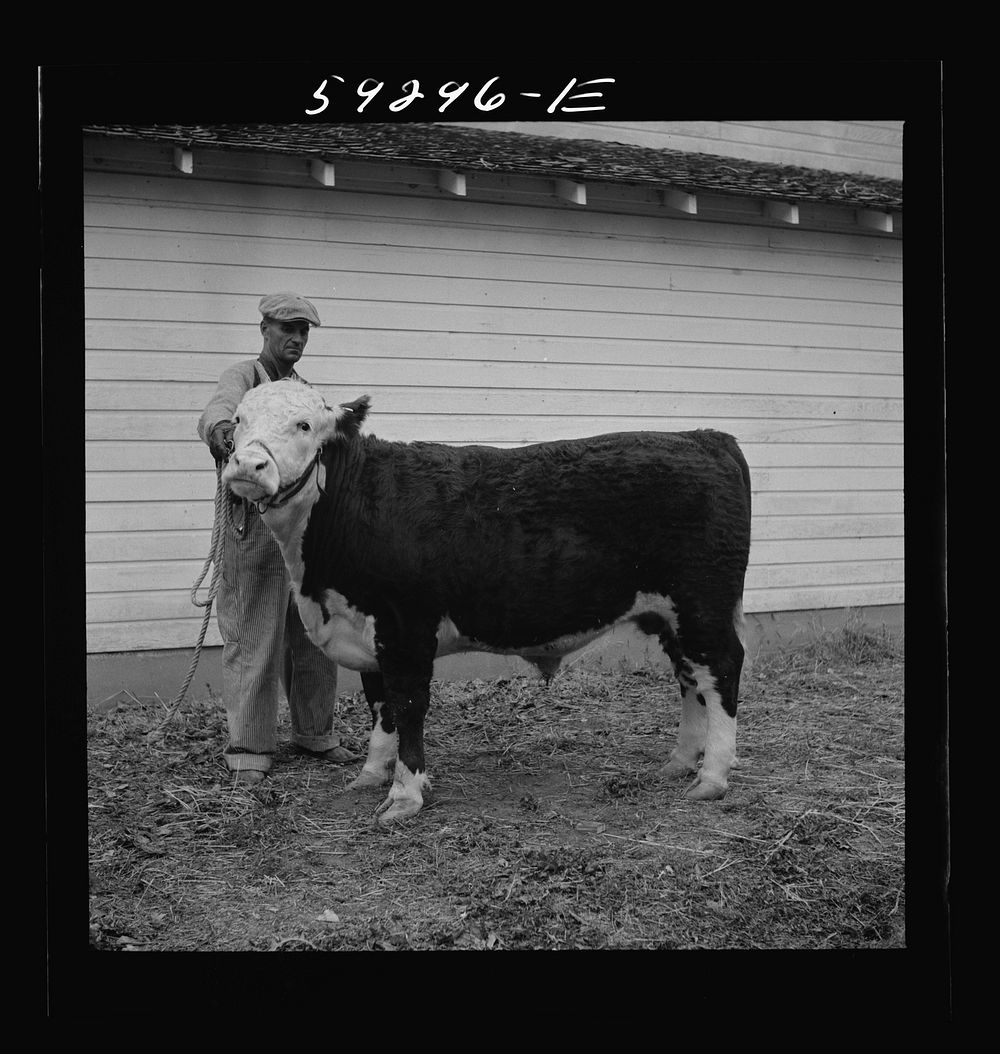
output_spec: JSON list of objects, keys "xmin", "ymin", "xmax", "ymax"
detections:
[{"xmin": 202, "ymin": 360, "xmax": 344, "ymax": 774}]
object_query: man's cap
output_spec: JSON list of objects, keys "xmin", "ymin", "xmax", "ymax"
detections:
[{"xmin": 258, "ymin": 292, "xmax": 321, "ymax": 327}]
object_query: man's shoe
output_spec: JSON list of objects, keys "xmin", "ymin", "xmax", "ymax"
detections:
[
  {"xmin": 296, "ymin": 743, "xmax": 363, "ymax": 765},
  {"xmin": 232, "ymin": 769, "xmax": 267, "ymax": 785}
]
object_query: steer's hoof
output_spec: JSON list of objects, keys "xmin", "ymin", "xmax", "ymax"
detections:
[
  {"xmin": 348, "ymin": 768, "xmax": 390, "ymax": 790},
  {"xmin": 375, "ymin": 795, "xmax": 422, "ymax": 826},
  {"xmin": 685, "ymin": 775, "xmax": 727, "ymax": 801}
]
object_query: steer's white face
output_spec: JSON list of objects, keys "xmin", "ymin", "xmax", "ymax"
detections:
[{"xmin": 221, "ymin": 381, "xmax": 341, "ymax": 503}]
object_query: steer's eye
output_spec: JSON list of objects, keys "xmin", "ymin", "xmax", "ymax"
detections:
[
  {"xmin": 298, "ymin": 421, "xmax": 311, "ymax": 432},
  {"xmin": 234, "ymin": 415, "xmax": 240, "ymax": 424}
]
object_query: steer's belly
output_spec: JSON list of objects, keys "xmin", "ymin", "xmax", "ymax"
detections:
[
  {"xmin": 295, "ymin": 587, "xmax": 678, "ymax": 672},
  {"xmin": 436, "ymin": 592, "xmax": 678, "ymax": 662},
  {"xmin": 435, "ymin": 618, "xmax": 606, "ymax": 661}
]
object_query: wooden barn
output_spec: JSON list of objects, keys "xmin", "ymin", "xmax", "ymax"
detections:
[{"xmin": 82, "ymin": 120, "xmax": 904, "ymax": 701}]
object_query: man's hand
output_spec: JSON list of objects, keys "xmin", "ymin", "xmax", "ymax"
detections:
[{"xmin": 208, "ymin": 421, "xmax": 235, "ymax": 463}]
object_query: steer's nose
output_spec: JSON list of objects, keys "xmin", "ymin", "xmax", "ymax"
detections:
[
  {"xmin": 230, "ymin": 449, "xmax": 270, "ymax": 473},
  {"xmin": 221, "ymin": 442, "xmax": 280, "ymax": 501}
]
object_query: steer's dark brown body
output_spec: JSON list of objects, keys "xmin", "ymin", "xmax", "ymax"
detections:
[{"xmin": 224, "ymin": 381, "xmax": 752, "ymax": 824}]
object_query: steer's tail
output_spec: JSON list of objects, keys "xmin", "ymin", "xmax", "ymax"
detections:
[
  {"xmin": 692, "ymin": 430, "xmax": 752, "ymax": 657},
  {"xmin": 723, "ymin": 436, "xmax": 751, "ymax": 660},
  {"xmin": 698, "ymin": 430, "xmax": 752, "ymax": 654},
  {"xmin": 733, "ymin": 597, "xmax": 747, "ymax": 655},
  {"xmin": 721, "ymin": 432, "xmax": 752, "ymax": 524},
  {"xmin": 693, "ymin": 429, "xmax": 752, "ymax": 524}
]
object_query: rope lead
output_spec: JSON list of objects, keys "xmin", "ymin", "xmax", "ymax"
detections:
[{"xmin": 146, "ymin": 464, "xmax": 230, "ymax": 742}]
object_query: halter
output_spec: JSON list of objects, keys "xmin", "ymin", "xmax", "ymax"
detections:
[{"xmin": 254, "ymin": 449, "xmax": 323, "ymax": 514}]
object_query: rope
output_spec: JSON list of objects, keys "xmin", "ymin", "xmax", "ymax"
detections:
[{"xmin": 147, "ymin": 464, "xmax": 232, "ymax": 742}]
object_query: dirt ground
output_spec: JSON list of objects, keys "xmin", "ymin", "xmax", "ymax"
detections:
[{"xmin": 86, "ymin": 618, "xmax": 906, "ymax": 953}]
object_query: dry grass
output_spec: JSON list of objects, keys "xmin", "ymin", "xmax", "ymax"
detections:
[{"xmin": 88, "ymin": 616, "xmax": 904, "ymax": 952}]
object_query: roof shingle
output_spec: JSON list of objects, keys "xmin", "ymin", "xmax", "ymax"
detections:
[{"xmin": 83, "ymin": 122, "xmax": 902, "ymax": 211}]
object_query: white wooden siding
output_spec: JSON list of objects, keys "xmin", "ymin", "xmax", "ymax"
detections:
[
  {"xmin": 452, "ymin": 121, "xmax": 904, "ymax": 180},
  {"xmin": 84, "ymin": 150, "xmax": 902, "ymax": 654}
]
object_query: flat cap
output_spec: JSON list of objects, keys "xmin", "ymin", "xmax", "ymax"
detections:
[{"xmin": 258, "ymin": 292, "xmax": 321, "ymax": 327}]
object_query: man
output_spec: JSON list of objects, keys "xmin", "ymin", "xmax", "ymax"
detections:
[{"xmin": 198, "ymin": 292, "xmax": 357, "ymax": 784}]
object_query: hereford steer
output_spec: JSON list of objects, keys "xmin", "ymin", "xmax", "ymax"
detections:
[{"xmin": 221, "ymin": 379, "xmax": 752, "ymax": 824}]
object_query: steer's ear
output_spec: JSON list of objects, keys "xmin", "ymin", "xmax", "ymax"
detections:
[{"xmin": 335, "ymin": 395, "xmax": 371, "ymax": 439}]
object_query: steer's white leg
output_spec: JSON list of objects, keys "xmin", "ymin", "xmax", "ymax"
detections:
[
  {"xmin": 348, "ymin": 711, "xmax": 397, "ymax": 789},
  {"xmin": 683, "ymin": 662, "xmax": 735, "ymax": 801},
  {"xmin": 375, "ymin": 761, "xmax": 430, "ymax": 825},
  {"xmin": 659, "ymin": 684, "xmax": 707, "ymax": 779}
]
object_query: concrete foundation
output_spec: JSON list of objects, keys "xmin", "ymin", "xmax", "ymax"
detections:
[{"xmin": 86, "ymin": 605, "xmax": 902, "ymax": 712}]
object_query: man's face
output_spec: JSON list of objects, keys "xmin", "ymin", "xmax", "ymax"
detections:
[{"xmin": 261, "ymin": 318, "xmax": 310, "ymax": 369}]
